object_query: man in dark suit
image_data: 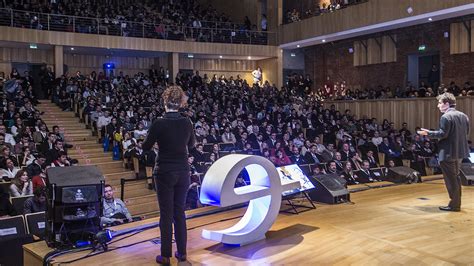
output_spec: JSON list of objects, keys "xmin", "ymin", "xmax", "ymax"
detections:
[
  {"xmin": 358, "ymin": 160, "xmax": 379, "ymax": 183},
  {"xmin": 418, "ymin": 93, "xmax": 470, "ymax": 212}
]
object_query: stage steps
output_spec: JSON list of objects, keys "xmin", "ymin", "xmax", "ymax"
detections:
[{"xmin": 37, "ymin": 100, "xmax": 159, "ymax": 217}]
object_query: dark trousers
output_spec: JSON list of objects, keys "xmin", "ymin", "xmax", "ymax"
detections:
[
  {"xmin": 439, "ymin": 159, "xmax": 462, "ymax": 209},
  {"xmin": 155, "ymin": 170, "xmax": 190, "ymax": 257}
]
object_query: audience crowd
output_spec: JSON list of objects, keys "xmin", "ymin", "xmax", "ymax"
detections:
[
  {"xmin": 284, "ymin": 73, "xmax": 474, "ymax": 101},
  {"xmin": 0, "ymin": 0, "xmax": 268, "ymax": 44},
  {"xmin": 1, "ymin": 64, "xmax": 471, "ymax": 216},
  {"xmin": 285, "ymin": 0, "xmax": 367, "ymax": 24},
  {"xmin": 47, "ymin": 67, "xmax": 464, "ymax": 209}
]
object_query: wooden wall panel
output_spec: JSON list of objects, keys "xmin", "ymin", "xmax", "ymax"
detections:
[
  {"xmin": 450, "ymin": 22, "xmax": 470, "ymax": 54},
  {"xmin": 381, "ymin": 35, "xmax": 397, "ymax": 63},
  {"xmin": 258, "ymin": 57, "xmax": 279, "ymax": 86},
  {"xmin": 0, "ymin": 47, "xmax": 54, "ymax": 75},
  {"xmin": 367, "ymin": 38, "xmax": 381, "ymax": 65},
  {"xmin": 0, "ymin": 26, "xmax": 278, "ymax": 58},
  {"xmin": 179, "ymin": 58, "xmax": 256, "ymax": 84},
  {"xmin": 281, "ymin": 0, "xmax": 474, "ymax": 45},
  {"xmin": 64, "ymin": 54, "xmax": 160, "ymax": 76},
  {"xmin": 322, "ymin": 97, "xmax": 474, "ymax": 141},
  {"xmin": 179, "ymin": 58, "xmax": 256, "ymax": 72},
  {"xmin": 353, "ymin": 41, "xmax": 366, "ymax": 66}
]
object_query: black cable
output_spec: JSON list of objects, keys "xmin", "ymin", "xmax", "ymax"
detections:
[{"xmin": 56, "ymin": 214, "xmax": 245, "ymax": 264}]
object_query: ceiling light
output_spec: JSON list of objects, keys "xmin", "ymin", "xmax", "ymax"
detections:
[
  {"xmin": 219, "ymin": 55, "xmax": 223, "ymax": 59},
  {"xmin": 290, "ymin": 53, "xmax": 296, "ymax": 57},
  {"xmin": 428, "ymin": 17, "xmax": 432, "ymax": 21},
  {"xmin": 322, "ymin": 39, "xmax": 326, "ymax": 43},
  {"xmin": 296, "ymin": 45, "xmax": 300, "ymax": 48},
  {"xmin": 29, "ymin": 44, "xmax": 37, "ymax": 49},
  {"xmin": 187, "ymin": 54, "xmax": 194, "ymax": 58},
  {"xmin": 247, "ymin": 56, "xmax": 251, "ymax": 60},
  {"xmin": 70, "ymin": 47, "xmax": 75, "ymax": 51}
]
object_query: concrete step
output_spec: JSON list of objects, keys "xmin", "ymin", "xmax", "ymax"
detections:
[
  {"xmin": 124, "ymin": 193, "xmax": 157, "ymax": 206},
  {"xmin": 104, "ymin": 171, "xmax": 135, "ymax": 181},
  {"xmin": 66, "ymin": 136, "xmax": 97, "ymax": 142},
  {"xmin": 69, "ymin": 147, "xmax": 104, "ymax": 154},
  {"xmin": 78, "ymin": 157, "xmax": 114, "ymax": 164},
  {"xmin": 74, "ymin": 152, "xmax": 111, "ymax": 159}
]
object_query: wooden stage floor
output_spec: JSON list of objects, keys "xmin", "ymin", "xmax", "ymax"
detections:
[{"xmin": 24, "ymin": 179, "xmax": 474, "ymax": 265}]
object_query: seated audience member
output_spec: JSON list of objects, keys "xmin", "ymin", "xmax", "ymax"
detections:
[
  {"xmin": 101, "ymin": 184, "xmax": 133, "ymax": 227},
  {"xmin": 32, "ymin": 123, "xmax": 49, "ymax": 144},
  {"xmin": 0, "ymin": 133, "xmax": 14, "ymax": 152},
  {"xmin": 358, "ymin": 160, "xmax": 380, "ymax": 183},
  {"xmin": 14, "ymin": 134, "xmax": 36, "ymax": 155},
  {"xmin": 23, "ymin": 187, "xmax": 47, "ymax": 214},
  {"xmin": 271, "ymin": 149, "xmax": 292, "ymax": 166},
  {"xmin": 27, "ymin": 153, "xmax": 46, "ymax": 177},
  {"xmin": 221, "ymin": 126, "xmax": 236, "ymax": 144},
  {"xmin": 18, "ymin": 146, "xmax": 36, "ymax": 167},
  {"xmin": 290, "ymin": 146, "xmax": 306, "ymax": 165},
  {"xmin": 312, "ymin": 164, "xmax": 327, "ymax": 176},
  {"xmin": 9, "ymin": 170, "xmax": 33, "ymax": 197},
  {"xmin": 326, "ymin": 161, "xmax": 341, "ymax": 175},
  {"xmin": 341, "ymin": 161, "xmax": 360, "ymax": 185},
  {"xmin": 364, "ymin": 150, "xmax": 379, "ymax": 168},
  {"xmin": 0, "ymin": 146, "xmax": 18, "ymax": 166},
  {"xmin": 32, "ymin": 166, "xmax": 49, "ymax": 190},
  {"xmin": 349, "ymin": 152, "xmax": 363, "ymax": 170},
  {"xmin": 0, "ymin": 124, "xmax": 16, "ymax": 146},
  {"xmin": 403, "ymin": 143, "xmax": 426, "ymax": 176},
  {"xmin": 333, "ymin": 152, "xmax": 344, "ymax": 172},
  {"xmin": 131, "ymin": 139, "xmax": 146, "ymax": 172},
  {"xmin": 0, "ymin": 158, "xmax": 20, "ymax": 181},
  {"xmin": 38, "ymin": 132, "xmax": 56, "ymax": 154},
  {"xmin": 304, "ymin": 144, "xmax": 323, "ymax": 164},
  {"xmin": 0, "ymin": 185, "xmax": 16, "ymax": 217},
  {"xmin": 51, "ymin": 151, "xmax": 71, "ymax": 167}
]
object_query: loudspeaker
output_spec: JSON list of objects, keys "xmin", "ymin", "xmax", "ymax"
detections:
[
  {"xmin": 460, "ymin": 163, "xmax": 474, "ymax": 186},
  {"xmin": 308, "ymin": 174, "xmax": 350, "ymax": 204},
  {"xmin": 386, "ymin": 166, "xmax": 420, "ymax": 183},
  {"xmin": 46, "ymin": 166, "xmax": 105, "ymax": 249}
]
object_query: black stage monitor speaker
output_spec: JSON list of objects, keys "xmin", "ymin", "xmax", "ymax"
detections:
[
  {"xmin": 46, "ymin": 166, "xmax": 105, "ymax": 249},
  {"xmin": 385, "ymin": 166, "xmax": 420, "ymax": 183},
  {"xmin": 460, "ymin": 163, "xmax": 474, "ymax": 186},
  {"xmin": 308, "ymin": 174, "xmax": 350, "ymax": 204}
]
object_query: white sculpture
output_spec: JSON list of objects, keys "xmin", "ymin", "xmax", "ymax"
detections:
[{"xmin": 199, "ymin": 154, "xmax": 301, "ymax": 245}]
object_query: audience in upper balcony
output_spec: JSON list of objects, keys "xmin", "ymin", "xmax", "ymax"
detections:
[{"xmin": 0, "ymin": 0, "xmax": 268, "ymax": 44}]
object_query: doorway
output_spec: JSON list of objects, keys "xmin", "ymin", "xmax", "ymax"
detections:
[
  {"xmin": 407, "ymin": 52, "xmax": 440, "ymax": 89},
  {"xmin": 11, "ymin": 62, "xmax": 47, "ymax": 99}
]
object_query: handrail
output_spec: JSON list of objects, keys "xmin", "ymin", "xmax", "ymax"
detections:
[{"xmin": 0, "ymin": 8, "xmax": 275, "ymax": 45}]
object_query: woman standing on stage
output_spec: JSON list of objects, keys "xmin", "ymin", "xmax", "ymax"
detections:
[{"xmin": 143, "ymin": 86, "xmax": 196, "ymax": 265}]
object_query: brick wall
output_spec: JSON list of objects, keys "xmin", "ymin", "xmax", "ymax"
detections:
[{"xmin": 304, "ymin": 16, "xmax": 474, "ymax": 90}]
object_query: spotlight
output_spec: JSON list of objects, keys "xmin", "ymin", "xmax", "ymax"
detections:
[
  {"xmin": 322, "ymin": 39, "xmax": 326, "ymax": 43},
  {"xmin": 428, "ymin": 17, "xmax": 432, "ymax": 21},
  {"xmin": 296, "ymin": 45, "xmax": 300, "ymax": 48}
]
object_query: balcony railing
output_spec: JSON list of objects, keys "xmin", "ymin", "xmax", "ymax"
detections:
[{"xmin": 0, "ymin": 8, "xmax": 275, "ymax": 46}]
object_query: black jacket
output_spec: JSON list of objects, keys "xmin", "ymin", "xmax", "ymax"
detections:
[
  {"xmin": 427, "ymin": 108, "xmax": 470, "ymax": 161},
  {"xmin": 143, "ymin": 112, "xmax": 195, "ymax": 173}
]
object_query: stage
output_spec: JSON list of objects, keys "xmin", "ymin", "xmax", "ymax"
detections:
[{"xmin": 24, "ymin": 178, "xmax": 474, "ymax": 265}]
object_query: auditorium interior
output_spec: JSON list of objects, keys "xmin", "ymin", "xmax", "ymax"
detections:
[{"xmin": 0, "ymin": 0, "xmax": 473, "ymax": 265}]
